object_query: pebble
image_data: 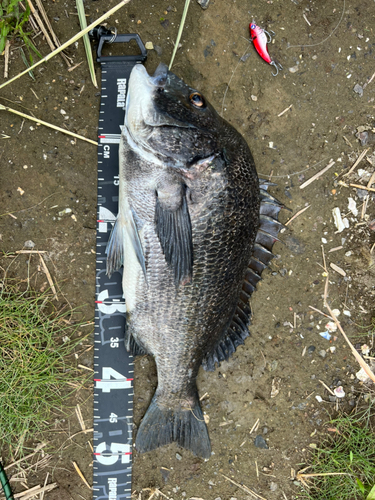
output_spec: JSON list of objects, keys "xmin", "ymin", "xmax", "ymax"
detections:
[
  {"xmin": 197, "ymin": 0, "xmax": 210, "ymax": 8},
  {"xmin": 279, "ymin": 268, "xmax": 287, "ymax": 277},
  {"xmin": 353, "ymin": 83, "xmax": 363, "ymax": 97},
  {"xmin": 289, "ymin": 65, "xmax": 299, "ymax": 73},
  {"xmin": 254, "ymin": 435, "xmax": 269, "ymax": 449},
  {"xmin": 270, "ymin": 482, "xmax": 278, "ymax": 491},
  {"xmin": 176, "ymin": 453, "xmax": 182, "ymax": 460},
  {"xmin": 24, "ymin": 240, "xmax": 35, "ymax": 248},
  {"xmin": 318, "ymin": 350, "xmax": 327, "ymax": 358},
  {"xmin": 145, "ymin": 41, "xmax": 154, "ymax": 50},
  {"xmin": 307, "ymin": 345, "xmax": 316, "ymax": 354}
]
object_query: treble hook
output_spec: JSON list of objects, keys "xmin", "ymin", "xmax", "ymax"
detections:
[{"xmin": 270, "ymin": 61, "xmax": 283, "ymax": 77}]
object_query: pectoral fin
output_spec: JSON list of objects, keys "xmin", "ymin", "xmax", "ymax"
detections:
[
  {"xmin": 106, "ymin": 208, "xmax": 146, "ymax": 280},
  {"xmin": 155, "ymin": 184, "xmax": 193, "ymax": 285}
]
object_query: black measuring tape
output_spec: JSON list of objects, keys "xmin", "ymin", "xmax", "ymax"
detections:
[{"xmin": 90, "ymin": 27, "xmax": 147, "ymax": 500}]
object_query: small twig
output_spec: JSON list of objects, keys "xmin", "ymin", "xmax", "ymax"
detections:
[
  {"xmin": 302, "ymin": 13, "xmax": 311, "ymax": 26},
  {"xmin": 249, "ymin": 418, "xmax": 260, "ymax": 435},
  {"xmin": 308, "ymin": 306, "xmax": 334, "ymax": 320},
  {"xmin": 26, "ymin": 0, "xmax": 56, "ymax": 54},
  {"xmin": 285, "ymin": 205, "xmax": 310, "ymax": 226},
  {"xmin": 319, "ymin": 379, "xmax": 335, "ymax": 396},
  {"xmin": 4, "ymin": 444, "xmax": 47, "ymax": 471},
  {"xmin": 3, "ymin": 482, "xmax": 57, "ymax": 499},
  {"xmin": 349, "ymin": 183, "xmax": 375, "ymax": 193},
  {"xmin": 75, "ymin": 404, "xmax": 86, "ymax": 431},
  {"xmin": 38, "ymin": 252, "xmax": 58, "ymax": 301},
  {"xmin": 0, "ymin": 104, "xmax": 98, "ymax": 145},
  {"xmin": 72, "ymin": 461, "xmax": 92, "ymax": 490},
  {"xmin": 4, "ymin": 40, "xmax": 10, "ymax": 79},
  {"xmin": 169, "ymin": 0, "xmax": 191, "ymax": 69},
  {"xmin": 220, "ymin": 473, "xmax": 266, "ymax": 500},
  {"xmin": 278, "ymin": 104, "xmax": 293, "ymax": 117},
  {"xmin": 34, "ymin": 0, "xmax": 72, "ymax": 66},
  {"xmin": 330, "ymin": 262, "xmax": 346, "ymax": 277},
  {"xmin": 343, "ymin": 148, "xmax": 369, "ymax": 177},
  {"xmin": 343, "ymin": 135, "xmax": 353, "ymax": 147},
  {"xmin": 300, "ymin": 160, "xmax": 335, "ymax": 189},
  {"xmin": 78, "ymin": 363, "xmax": 94, "ymax": 372},
  {"xmin": 15, "ymin": 250, "xmax": 47, "ymax": 254},
  {"xmin": 40, "ymin": 472, "xmax": 49, "ymax": 500}
]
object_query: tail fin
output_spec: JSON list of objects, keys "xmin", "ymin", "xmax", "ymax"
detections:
[{"xmin": 135, "ymin": 392, "xmax": 211, "ymax": 459}]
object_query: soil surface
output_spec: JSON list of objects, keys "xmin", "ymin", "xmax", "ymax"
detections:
[{"xmin": 1, "ymin": 0, "xmax": 375, "ymax": 499}]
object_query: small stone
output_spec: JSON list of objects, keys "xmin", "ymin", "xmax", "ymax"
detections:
[
  {"xmin": 353, "ymin": 83, "xmax": 363, "ymax": 97},
  {"xmin": 262, "ymin": 426, "xmax": 268, "ymax": 434},
  {"xmin": 318, "ymin": 350, "xmax": 327, "ymax": 359},
  {"xmin": 197, "ymin": 0, "xmax": 210, "ymax": 8},
  {"xmin": 24, "ymin": 240, "xmax": 35, "ymax": 248},
  {"xmin": 307, "ymin": 345, "xmax": 316, "ymax": 354},
  {"xmin": 270, "ymin": 482, "xmax": 278, "ymax": 491},
  {"xmin": 254, "ymin": 435, "xmax": 269, "ymax": 449},
  {"xmin": 145, "ymin": 41, "xmax": 154, "ymax": 50},
  {"xmin": 250, "ymin": 95, "xmax": 257, "ymax": 101},
  {"xmin": 279, "ymin": 268, "xmax": 287, "ymax": 277},
  {"xmin": 289, "ymin": 65, "xmax": 299, "ymax": 73},
  {"xmin": 176, "ymin": 453, "xmax": 182, "ymax": 460}
]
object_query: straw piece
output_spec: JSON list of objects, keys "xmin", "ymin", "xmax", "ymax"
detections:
[
  {"xmin": 34, "ymin": 0, "xmax": 72, "ymax": 66},
  {"xmin": 343, "ymin": 148, "xmax": 369, "ymax": 177},
  {"xmin": 72, "ymin": 461, "xmax": 91, "ymax": 489},
  {"xmin": 38, "ymin": 253, "xmax": 58, "ymax": 301},
  {"xmin": 0, "ymin": 104, "xmax": 98, "ymax": 145},
  {"xmin": 278, "ymin": 104, "xmax": 293, "ymax": 117},
  {"xmin": 330, "ymin": 262, "xmax": 346, "ymax": 277},
  {"xmin": 350, "ymin": 183, "xmax": 375, "ymax": 193},
  {"xmin": 75, "ymin": 404, "xmax": 86, "ymax": 431},
  {"xmin": 7, "ymin": 482, "xmax": 57, "ymax": 499},
  {"xmin": 285, "ymin": 204, "xmax": 310, "ymax": 226},
  {"xmin": 4, "ymin": 444, "xmax": 47, "ymax": 471},
  {"xmin": 300, "ymin": 160, "xmax": 335, "ymax": 189},
  {"xmin": 26, "ymin": 0, "xmax": 56, "ymax": 54},
  {"xmin": 0, "ymin": 0, "xmax": 131, "ymax": 91},
  {"xmin": 169, "ymin": 0, "xmax": 191, "ymax": 70},
  {"xmin": 220, "ymin": 473, "xmax": 266, "ymax": 500},
  {"xmin": 4, "ymin": 40, "xmax": 10, "ymax": 79}
]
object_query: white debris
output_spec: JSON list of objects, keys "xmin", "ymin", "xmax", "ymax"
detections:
[
  {"xmin": 60, "ymin": 109, "xmax": 66, "ymax": 115},
  {"xmin": 58, "ymin": 208, "xmax": 72, "ymax": 216},
  {"xmin": 288, "ymin": 65, "xmax": 299, "ymax": 73},
  {"xmin": 345, "ymin": 251, "xmax": 352, "ymax": 257},
  {"xmin": 329, "ymin": 346, "xmax": 336, "ymax": 353},
  {"xmin": 348, "ymin": 197, "xmax": 358, "ymax": 216},
  {"xmin": 322, "ymin": 237, "xmax": 328, "ymax": 244},
  {"xmin": 325, "ymin": 321, "xmax": 337, "ymax": 333},
  {"xmin": 145, "ymin": 41, "xmax": 154, "ymax": 50},
  {"xmin": 251, "ymin": 95, "xmax": 258, "ymax": 101},
  {"xmin": 268, "ymin": 141, "xmax": 274, "ymax": 149},
  {"xmin": 24, "ymin": 240, "xmax": 35, "ymax": 248},
  {"xmin": 315, "ymin": 395, "xmax": 323, "ymax": 403},
  {"xmin": 361, "ymin": 344, "xmax": 370, "ymax": 355},
  {"xmin": 343, "ymin": 310, "xmax": 351, "ymax": 317},
  {"xmin": 357, "ymin": 168, "xmax": 370, "ymax": 180},
  {"xmin": 332, "ymin": 309, "xmax": 341, "ymax": 317},
  {"xmin": 334, "ymin": 386, "xmax": 345, "ymax": 398},
  {"xmin": 332, "ymin": 207, "xmax": 349, "ymax": 232},
  {"xmin": 356, "ymin": 367, "xmax": 370, "ymax": 383}
]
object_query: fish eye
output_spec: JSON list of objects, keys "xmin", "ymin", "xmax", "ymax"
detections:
[
  {"xmin": 251, "ymin": 24, "xmax": 256, "ymax": 29},
  {"xmin": 189, "ymin": 92, "xmax": 205, "ymax": 108}
]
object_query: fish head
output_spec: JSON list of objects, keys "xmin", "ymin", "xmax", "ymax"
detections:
[{"xmin": 125, "ymin": 63, "xmax": 221, "ymax": 168}]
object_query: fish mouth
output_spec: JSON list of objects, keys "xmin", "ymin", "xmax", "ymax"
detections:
[{"xmin": 124, "ymin": 63, "xmax": 189, "ymax": 162}]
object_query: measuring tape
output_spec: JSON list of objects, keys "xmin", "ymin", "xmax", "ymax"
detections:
[{"xmin": 90, "ymin": 27, "xmax": 147, "ymax": 500}]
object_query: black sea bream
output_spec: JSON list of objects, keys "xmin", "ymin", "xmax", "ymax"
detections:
[{"xmin": 106, "ymin": 63, "xmax": 283, "ymax": 459}]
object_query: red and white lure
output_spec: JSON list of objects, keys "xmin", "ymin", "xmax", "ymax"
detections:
[{"xmin": 249, "ymin": 22, "xmax": 283, "ymax": 76}]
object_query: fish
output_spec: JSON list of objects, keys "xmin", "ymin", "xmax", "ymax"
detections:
[{"xmin": 106, "ymin": 62, "xmax": 283, "ymax": 459}]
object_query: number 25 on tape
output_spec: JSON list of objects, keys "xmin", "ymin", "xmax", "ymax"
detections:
[{"xmin": 95, "ymin": 367, "xmax": 132, "ymax": 393}]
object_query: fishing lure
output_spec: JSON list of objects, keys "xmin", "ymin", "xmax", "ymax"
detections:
[
  {"xmin": 249, "ymin": 22, "xmax": 282, "ymax": 76},
  {"xmin": 0, "ymin": 460, "xmax": 14, "ymax": 500}
]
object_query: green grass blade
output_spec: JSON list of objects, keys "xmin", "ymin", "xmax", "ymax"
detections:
[
  {"xmin": 76, "ymin": 0, "xmax": 97, "ymax": 88},
  {"xmin": 367, "ymin": 485, "xmax": 375, "ymax": 500},
  {"xmin": 19, "ymin": 47, "xmax": 35, "ymax": 80},
  {"xmin": 169, "ymin": 0, "xmax": 191, "ymax": 70}
]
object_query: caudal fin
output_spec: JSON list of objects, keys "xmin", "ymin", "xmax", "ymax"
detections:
[{"xmin": 135, "ymin": 393, "xmax": 211, "ymax": 459}]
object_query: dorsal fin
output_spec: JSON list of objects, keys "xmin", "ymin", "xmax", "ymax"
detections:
[{"xmin": 202, "ymin": 180, "xmax": 284, "ymax": 371}]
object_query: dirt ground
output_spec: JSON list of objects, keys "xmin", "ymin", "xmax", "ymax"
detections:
[{"xmin": 1, "ymin": 0, "xmax": 375, "ymax": 499}]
